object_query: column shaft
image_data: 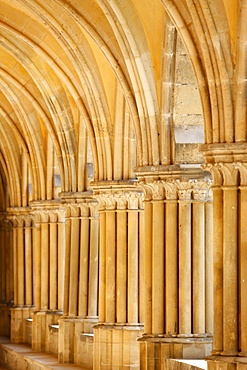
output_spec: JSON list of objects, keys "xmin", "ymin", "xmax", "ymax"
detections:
[
  {"xmin": 222, "ymin": 187, "xmax": 238, "ymax": 355},
  {"xmin": 0, "ymin": 229, "xmax": 5, "ymax": 301},
  {"xmin": 49, "ymin": 221, "xmax": 58, "ymax": 310},
  {"xmin": 63, "ymin": 217, "xmax": 71, "ymax": 316},
  {"xmin": 98, "ymin": 211, "xmax": 106, "ymax": 323},
  {"xmin": 58, "ymin": 219, "xmax": 66, "ymax": 311},
  {"xmin": 105, "ymin": 211, "xmax": 116, "ymax": 324},
  {"xmin": 25, "ymin": 223, "xmax": 32, "ymax": 306},
  {"xmin": 205, "ymin": 201, "xmax": 213, "ymax": 335},
  {"xmin": 178, "ymin": 200, "xmax": 192, "ymax": 335},
  {"xmin": 128, "ymin": 210, "xmax": 139, "ymax": 324},
  {"xmin": 192, "ymin": 201, "xmax": 205, "ymax": 334},
  {"xmin": 212, "ymin": 187, "xmax": 223, "ymax": 353},
  {"xmin": 165, "ymin": 201, "xmax": 178, "ymax": 335},
  {"xmin": 240, "ymin": 187, "xmax": 247, "ymax": 354},
  {"xmin": 88, "ymin": 216, "xmax": 99, "ymax": 317},
  {"xmin": 139, "ymin": 210, "xmax": 145, "ymax": 324},
  {"xmin": 13, "ymin": 226, "xmax": 17, "ymax": 306},
  {"xmin": 78, "ymin": 217, "xmax": 89, "ymax": 317},
  {"xmin": 68, "ymin": 217, "xmax": 80, "ymax": 316},
  {"xmin": 41, "ymin": 222, "xmax": 49, "ymax": 310},
  {"xmin": 33, "ymin": 223, "xmax": 41, "ymax": 310},
  {"xmin": 144, "ymin": 201, "xmax": 152, "ymax": 334},
  {"xmin": 152, "ymin": 201, "xmax": 165, "ymax": 334},
  {"xmin": 17, "ymin": 225, "xmax": 25, "ymax": 306},
  {"xmin": 116, "ymin": 210, "xmax": 127, "ymax": 324}
]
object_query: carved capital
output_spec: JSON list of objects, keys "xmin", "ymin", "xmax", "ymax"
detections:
[
  {"xmin": 203, "ymin": 164, "xmax": 221, "ymax": 185},
  {"xmin": 193, "ymin": 180, "xmax": 212, "ymax": 201},
  {"xmin": 177, "ymin": 181, "xmax": 193, "ymax": 200},
  {"xmin": 163, "ymin": 181, "xmax": 178, "ymax": 200},
  {"xmin": 219, "ymin": 163, "xmax": 239, "ymax": 187},
  {"xmin": 92, "ymin": 181, "xmax": 143, "ymax": 211},
  {"xmin": 234, "ymin": 162, "xmax": 247, "ymax": 186}
]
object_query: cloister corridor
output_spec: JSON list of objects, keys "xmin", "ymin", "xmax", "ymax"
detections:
[{"xmin": 0, "ymin": 0, "xmax": 246, "ymax": 369}]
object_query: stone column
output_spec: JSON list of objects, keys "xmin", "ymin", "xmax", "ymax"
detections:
[
  {"xmin": 31, "ymin": 201, "xmax": 62, "ymax": 352},
  {"xmin": 6, "ymin": 209, "xmax": 34, "ymax": 343},
  {"xmin": 0, "ymin": 217, "xmax": 13, "ymax": 336},
  {"xmin": 58, "ymin": 193, "xmax": 100, "ymax": 366},
  {"xmin": 92, "ymin": 181, "xmax": 144, "ymax": 370},
  {"xmin": 136, "ymin": 165, "xmax": 213, "ymax": 369},
  {"xmin": 201, "ymin": 143, "xmax": 247, "ymax": 370}
]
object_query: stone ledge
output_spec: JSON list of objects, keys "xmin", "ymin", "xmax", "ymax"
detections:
[{"xmin": 0, "ymin": 337, "xmax": 87, "ymax": 370}]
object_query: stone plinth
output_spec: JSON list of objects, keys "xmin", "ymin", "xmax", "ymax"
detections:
[
  {"xmin": 10, "ymin": 307, "xmax": 34, "ymax": 344},
  {"xmin": 0, "ymin": 304, "xmax": 10, "ymax": 337},
  {"xmin": 139, "ymin": 336, "xmax": 213, "ymax": 370},
  {"xmin": 32, "ymin": 311, "xmax": 62, "ymax": 353},
  {"xmin": 93, "ymin": 324, "xmax": 144, "ymax": 369},
  {"xmin": 207, "ymin": 355, "xmax": 247, "ymax": 370}
]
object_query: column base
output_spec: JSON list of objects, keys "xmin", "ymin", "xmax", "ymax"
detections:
[
  {"xmin": 32, "ymin": 310, "xmax": 62, "ymax": 353},
  {"xmin": 138, "ymin": 335, "xmax": 213, "ymax": 370},
  {"xmin": 93, "ymin": 323, "xmax": 144, "ymax": 370},
  {"xmin": 0, "ymin": 303, "xmax": 11, "ymax": 337},
  {"xmin": 58, "ymin": 315, "xmax": 99, "ymax": 366},
  {"xmin": 207, "ymin": 355, "xmax": 247, "ymax": 370},
  {"xmin": 10, "ymin": 306, "xmax": 35, "ymax": 344}
]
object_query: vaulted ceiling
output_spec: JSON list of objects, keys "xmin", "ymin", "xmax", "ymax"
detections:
[{"xmin": 0, "ymin": 0, "xmax": 239, "ymax": 208}]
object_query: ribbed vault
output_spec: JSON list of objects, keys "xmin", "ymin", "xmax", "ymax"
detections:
[{"xmin": 0, "ymin": 0, "xmax": 240, "ymax": 205}]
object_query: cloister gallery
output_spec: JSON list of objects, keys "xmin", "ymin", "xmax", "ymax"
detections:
[{"xmin": 0, "ymin": 0, "xmax": 245, "ymax": 369}]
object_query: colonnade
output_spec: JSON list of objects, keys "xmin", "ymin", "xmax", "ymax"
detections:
[
  {"xmin": 0, "ymin": 195, "xmax": 100, "ymax": 365},
  {"xmin": 0, "ymin": 165, "xmax": 229, "ymax": 369}
]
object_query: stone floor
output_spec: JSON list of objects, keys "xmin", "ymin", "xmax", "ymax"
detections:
[
  {"xmin": 0, "ymin": 337, "xmax": 87, "ymax": 369},
  {"xmin": 0, "ymin": 336, "xmax": 208, "ymax": 370}
]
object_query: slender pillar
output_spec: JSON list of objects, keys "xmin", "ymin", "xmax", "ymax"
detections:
[
  {"xmin": 63, "ymin": 207, "xmax": 71, "ymax": 316},
  {"xmin": 78, "ymin": 205, "xmax": 90, "ymax": 317},
  {"xmin": 164, "ymin": 184, "xmax": 178, "ymax": 335},
  {"xmin": 49, "ymin": 212, "xmax": 58, "ymax": 311},
  {"xmin": 40, "ymin": 212, "xmax": 49, "ymax": 311},
  {"xmin": 33, "ymin": 212, "xmax": 41, "ymax": 310},
  {"xmin": 152, "ymin": 199, "xmax": 165, "ymax": 334},
  {"xmin": 178, "ymin": 188, "xmax": 192, "ymax": 336},
  {"xmin": 143, "ymin": 199, "xmax": 152, "ymax": 334},
  {"xmin": 116, "ymin": 209, "xmax": 127, "ymax": 324},
  {"xmin": 68, "ymin": 205, "xmax": 80, "ymax": 317},
  {"xmin": 138, "ymin": 208, "xmax": 145, "ymax": 324},
  {"xmin": 98, "ymin": 208, "xmax": 106, "ymax": 323},
  {"xmin": 87, "ymin": 202, "xmax": 99, "ymax": 318},
  {"xmin": 239, "ymin": 180, "xmax": 247, "ymax": 355},
  {"xmin": 24, "ymin": 216, "xmax": 33, "ymax": 306},
  {"xmin": 205, "ymin": 200, "xmax": 213, "ymax": 335},
  {"xmin": 222, "ymin": 183, "xmax": 238, "ymax": 355},
  {"xmin": 192, "ymin": 191, "xmax": 206, "ymax": 335},
  {"xmin": 57, "ymin": 209, "xmax": 66, "ymax": 312},
  {"xmin": 12, "ymin": 222, "xmax": 18, "ymax": 306},
  {"xmin": 105, "ymin": 207, "xmax": 116, "ymax": 324},
  {"xmin": 128, "ymin": 195, "xmax": 140, "ymax": 325}
]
